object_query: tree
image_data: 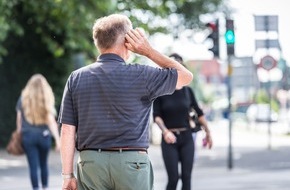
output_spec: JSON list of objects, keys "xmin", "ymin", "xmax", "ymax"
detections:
[
  {"xmin": 0, "ymin": 0, "xmax": 225, "ymax": 147},
  {"xmin": 0, "ymin": 0, "xmax": 225, "ymax": 61},
  {"xmin": 115, "ymin": 0, "xmax": 225, "ymax": 38}
]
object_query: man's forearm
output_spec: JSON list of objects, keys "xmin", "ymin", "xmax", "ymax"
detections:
[
  {"xmin": 146, "ymin": 49, "xmax": 181, "ymax": 69},
  {"xmin": 125, "ymin": 28, "xmax": 193, "ymax": 88},
  {"xmin": 147, "ymin": 49, "xmax": 193, "ymax": 88},
  {"xmin": 60, "ymin": 124, "xmax": 76, "ymax": 174}
]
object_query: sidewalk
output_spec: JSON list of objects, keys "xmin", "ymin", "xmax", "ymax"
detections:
[
  {"xmin": 1, "ymin": 119, "xmax": 290, "ymax": 190},
  {"xmin": 151, "ymin": 119, "xmax": 290, "ymax": 190}
]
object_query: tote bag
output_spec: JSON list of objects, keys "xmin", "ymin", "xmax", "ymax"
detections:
[{"xmin": 6, "ymin": 130, "xmax": 24, "ymax": 155}]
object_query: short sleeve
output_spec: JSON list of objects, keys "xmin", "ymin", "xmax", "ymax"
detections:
[
  {"xmin": 58, "ymin": 74, "xmax": 77, "ymax": 126},
  {"xmin": 143, "ymin": 66, "xmax": 177, "ymax": 101}
]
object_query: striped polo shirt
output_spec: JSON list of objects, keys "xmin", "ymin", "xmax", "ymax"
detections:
[{"xmin": 58, "ymin": 53, "xmax": 177, "ymax": 150}]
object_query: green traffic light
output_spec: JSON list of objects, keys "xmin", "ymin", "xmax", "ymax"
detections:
[{"xmin": 225, "ymin": 30, "xmax": 235, "ymax": 44}]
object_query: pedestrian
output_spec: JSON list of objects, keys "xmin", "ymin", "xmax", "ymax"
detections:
[
  {"xmin": 57, "ymin": 14, "xmax": 193, "ymax": 190},
  {"xmin": 16, "ymin": 73, "xmax": 61, "ymax": 190},
  {"xmin": 153, "ymin": 53, "xmax": 212, "ymax": 190}
]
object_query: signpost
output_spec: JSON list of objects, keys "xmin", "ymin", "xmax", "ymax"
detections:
[
  {"xmin": 259, "ymin": 55, "xmax": 277, "ymax": 71},
  {"xmin": 259, "ymin": 55, "xmax": 277, "ymax": 150},
  {"xmin": 255, "ymin": 15, "xmax": 279, "ymax": 150}
]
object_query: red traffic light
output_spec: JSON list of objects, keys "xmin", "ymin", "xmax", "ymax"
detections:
[
  {"xmin": 206, "ymin": 22, "xmax": 217, "ymax": 31},
  {"xmin": 205, "ymin": 20, "xmax": 219, "ymax": 57}
]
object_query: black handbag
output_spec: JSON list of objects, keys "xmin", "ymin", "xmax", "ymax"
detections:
[
  {"xmin": 185, "ymin": 87, "xmax": 202, "ymax": 133},
  {"xmin": 188, "ymin": 109, "xmax": 202, "ymax": 133}
]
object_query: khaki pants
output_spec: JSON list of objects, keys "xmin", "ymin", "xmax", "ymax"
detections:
[{"xmin": 77, "ymin": 150, "xmax": 154, "ymax": 190}]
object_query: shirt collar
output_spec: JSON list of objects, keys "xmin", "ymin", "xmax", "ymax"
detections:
[{"xmin": 97, "ymin": 53, "xmax": 125, "ymax": 64}]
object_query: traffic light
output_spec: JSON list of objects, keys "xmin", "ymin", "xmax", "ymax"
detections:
[
  {"xmin": 225, "ymin": 19, "xmax": 235, "ymax": 55},
  {"xmin": 206, "ymin": 20, "xmax": 219, "ymax": 57}
]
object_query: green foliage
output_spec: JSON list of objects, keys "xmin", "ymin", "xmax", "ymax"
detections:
[
  {"xmin": 116, "ymin": 0, "xmax": 224, "ymax": 37},
  {"xmin": 0, "ymin": 0, "xmax": 225, "ymax": 147},
  {"xmin": 254, "ymin": 89, "xmax": 279, "ymax": 112},
  {"xmin": 0, "ymin": 0, "xmax": 114, "ymax": 62},
  {"xmin": 0, "ymin": 0, "xmax": 225, "ymax": 61},
  {"xmin": 255, "ymin": 89, "xmax": 269, "ymax": 104}
]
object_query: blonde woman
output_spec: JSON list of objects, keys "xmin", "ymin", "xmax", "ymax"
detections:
[{"xmin": 16, "ymin": 74, "xmax": 60, "ymax": 190}]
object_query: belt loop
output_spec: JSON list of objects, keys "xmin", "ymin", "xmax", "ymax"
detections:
[
  {"xmin": 98, "ymin": 149, "xmax": 101, "ymax": 152},
  {"xmin": 119, "ymin": 149, "xmax": 122, "ymax": 153}
]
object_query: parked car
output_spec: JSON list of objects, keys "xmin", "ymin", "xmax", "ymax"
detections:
[
  {"xmin": 232, "ymin": 103, "xmax": 251, "ymax": 120},
  {"xmin": 246, "ymin": 104, "xmax": 278, "ymax": 123}
]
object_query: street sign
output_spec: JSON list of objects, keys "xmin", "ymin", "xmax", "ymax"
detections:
[
  {"xmin": 259, "ymin": 55, "xmax": 277, "ymax": 71},
  {"xmin": 255, "ymin": 39, "xmax": 280, "ymax": 49},
  {"xmin": 255, "ymin": 15, "xmax": 278, "ymax": 31}
]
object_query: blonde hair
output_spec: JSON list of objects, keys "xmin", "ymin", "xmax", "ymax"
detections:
[{"xmin": 21, "ymin": 74, "xmax": 55, "ymax": 125}]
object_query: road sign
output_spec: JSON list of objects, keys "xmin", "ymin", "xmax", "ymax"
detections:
[
  {"xmin": 255, "ymin": 39, "xmax": 280, "ymax": 49},
  {"xmin": 255, "ymin": 15, "xmax": 278, "ymax": 31},
  {"xmin": 259, "ymin": 55, "xmax": 277, "ymax": 71}
]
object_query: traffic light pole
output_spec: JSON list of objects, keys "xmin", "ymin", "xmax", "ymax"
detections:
[
  {"xmin": 227, "ymin": 54, "xmax": 233, "ymax": 170},
  {"xmin": 225, "ymin": 18, "xmax": 235, "ymax": 170}
]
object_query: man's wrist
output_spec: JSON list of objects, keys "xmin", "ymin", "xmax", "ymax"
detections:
[{"xmin": 62, "ymin": 173, "xmax": 75, "ymax": 179}]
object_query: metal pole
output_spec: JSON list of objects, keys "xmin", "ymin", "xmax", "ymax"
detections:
[
  {"xmin": 227, "ymin": 55, "xmax": 233, "ymax": 169},
  {"xmin": 265, "ymin": 16, "xmax": 272, "ymax": 150},
  {"xmin": 268, "ymin": 72, "xmax": 272, "ymax": 150}
]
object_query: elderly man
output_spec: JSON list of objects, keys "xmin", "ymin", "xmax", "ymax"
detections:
[{"xmin": 58, "ymin": 14, "xmax": 193, "ymax": 190}]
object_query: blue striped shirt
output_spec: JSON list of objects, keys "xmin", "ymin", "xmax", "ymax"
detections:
[{"xmin": 58, "ymin": 53, "xmax": 177, "ymax": 150}]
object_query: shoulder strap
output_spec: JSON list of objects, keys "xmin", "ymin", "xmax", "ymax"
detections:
[{"xmin": 185, "ymin": 87, "xmax": 198, "ymax": 115}]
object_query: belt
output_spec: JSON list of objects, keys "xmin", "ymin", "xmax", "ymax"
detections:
[
  {"xmin": 96, "ymin": 148, "xmax": 147, "ymax": 153},
  {"xmin": 169, "ymin": 128, "xmax": 189, "ymax": 135}
]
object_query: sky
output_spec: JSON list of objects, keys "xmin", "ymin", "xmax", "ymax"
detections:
[
  {"xmin": 151, "ymin": 0, "xmax": 290, "ymax": 65},
  {"xmin": 229, "ymin": 0, "xmax": 289, "ymax": 64}
]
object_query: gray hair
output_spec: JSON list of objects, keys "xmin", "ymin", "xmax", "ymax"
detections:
[{"xmin": 92, "ymin": 14, "xmax": 132, "ymax": 50}]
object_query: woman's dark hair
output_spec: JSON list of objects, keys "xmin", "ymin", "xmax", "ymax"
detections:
[{"xmin": 169, "ymin": 53, "xmax": 183, "ymax": 64}]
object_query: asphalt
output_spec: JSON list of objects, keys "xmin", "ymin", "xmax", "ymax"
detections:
[{"xmin": 1, "ymin": 119, "xmax": 290, "ymax": 190}]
